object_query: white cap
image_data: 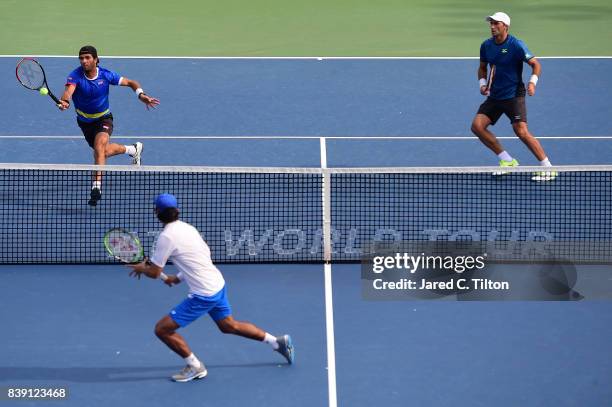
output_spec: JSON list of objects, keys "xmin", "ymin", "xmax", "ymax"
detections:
[{"xmin": 486, "ymin": 12, "xmax": 510, "ymax": 26}]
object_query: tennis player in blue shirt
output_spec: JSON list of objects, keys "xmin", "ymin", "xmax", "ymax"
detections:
[
  {"xmin": 470, "ymin": 12, "xmax": 556, "ymax": 181},
  {"xmin": 58, "ymin": 45, "xmax": 160, "ymax": 205}
]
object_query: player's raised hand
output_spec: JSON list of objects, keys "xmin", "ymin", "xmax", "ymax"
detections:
[{"xmin": 139, "ymin": 94, "xmax": 160, "ymax": 110}]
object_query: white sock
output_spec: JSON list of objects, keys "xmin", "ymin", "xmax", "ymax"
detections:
[
  {"xmin": 497, "ymin": 151, "xmax": 513, "ymax": 162},
  {"xmin": 92, "ymin": 181, "xmax": 101, "ymax": 190},
  {"xmin": 263, "ymin": 333, "xmax": 279, "ymax": 350},
  {"xmin": 124, "ymin": 145, "xmax": 136, "ymax": 156},
  {"xmin": 184, "ymin": 353, "xmax": 202, "ymax": 368},
  {"xmin": 540, "ymin": 157, "xmax": 552, "ymax": 167}
]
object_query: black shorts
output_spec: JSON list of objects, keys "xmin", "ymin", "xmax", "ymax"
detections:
[
  {"xmin": 77, "ymin": 114, "xmax": 114, "ymax": 148},
  {"xmin": 477, "ymin": 97, "xmax": 527, "ymax": 125}
]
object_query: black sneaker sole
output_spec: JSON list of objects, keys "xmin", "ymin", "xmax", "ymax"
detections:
[{"xmin": 88, "ymin": 189, "xmax": 101, "ymax": 207}]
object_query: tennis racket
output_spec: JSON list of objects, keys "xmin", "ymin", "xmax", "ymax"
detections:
[
  {"xmin": 103, "ymin": 228, "xmax": 168, "ymax": 281},
  {"xmin": 15, "ymin": 58, "xmax": 61, "ymax": 105},
  {"xmin": 485, "ymin": 64, "xmax": 495, "ymax": 94}
]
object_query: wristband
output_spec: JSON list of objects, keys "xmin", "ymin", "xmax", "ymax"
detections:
[
  {"xmin": 135, "ymin": 88, "xmax": 144, "ymax": 97},
  {"xmin": 529, "ymin": 74, "xmax": 538, "ymax": 86},
  {"xmin": 479, "ymin": 78, "xmax": 487, "ymax": 88}
]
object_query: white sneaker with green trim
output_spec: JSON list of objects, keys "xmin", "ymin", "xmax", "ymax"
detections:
[{"xmin": 492, "ymin": 158, "xmax": 519, "ymax": 176}]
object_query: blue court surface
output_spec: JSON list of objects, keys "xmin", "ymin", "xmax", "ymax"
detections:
[{"xmin": 1, "ymin": 57, "xmax": 612, "ymax": 406}]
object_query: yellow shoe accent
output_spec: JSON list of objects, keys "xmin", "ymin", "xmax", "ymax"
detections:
[{"xmin": 493, "ymin": 159, "xmax": 519, "ymax": 176}]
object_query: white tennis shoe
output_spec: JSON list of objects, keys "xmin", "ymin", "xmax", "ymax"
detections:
[
  {"xmin": 171, "ymin": 363, "xmax": 208, "ymax": 382},
  {"xmin": 275, "ymin": 334, "xmax": 294, "ymax": 364},
  {"xmin": 131, "ymin": 142, "xmax": 143, "ymax": 166}
]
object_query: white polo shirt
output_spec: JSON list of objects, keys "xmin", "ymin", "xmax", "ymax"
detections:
[{"xmin": 150, "ymin": 220, "xmax": 225, "ymax": 297}]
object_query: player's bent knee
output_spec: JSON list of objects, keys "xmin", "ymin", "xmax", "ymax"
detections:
[
  {"xmin": 513, "ymin": 123, "xmax": 529, "ymax": 138},
  {"xmin": 217, "ymin": 318, "xmax": 238, "ymax": 334},
  {"xmin": 94, "ymin": 143, "xmax": 107, "ymax": 155},
  {"xmin": 471, "ymin": 122, "xmax": 485, "ymax": 136},
  {"xmin": 155, "ymin": 321, "xmax": 175, "ymax": 338},
  {"xmin": 218, "ymin": 323, "xmax": 235, "ymax": 334},
  {"xmin": 154, "ymin": 324, "xmax": 165, "ymax": 338}
]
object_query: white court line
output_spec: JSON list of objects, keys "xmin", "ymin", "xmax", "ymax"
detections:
[
  {"xmin": 320, "ymin": 137, "xmax": 338, "ymax": 407},
  {"xmin": 320, "ymin": 137, "xmax": 329, "ymax": 167},
  {"xmin": 1, "ymin": 135, "xmax": 612, "ymax": 140},
  {"xmin": 324, "ymin": 263, "xmax": 337, "ymax": 407},
  {"xmin": 1, "ymin": 55, "xmax": 611, "ymax": 60}
]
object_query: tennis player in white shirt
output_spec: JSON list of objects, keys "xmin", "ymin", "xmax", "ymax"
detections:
[{"xmin": 128, "ymin": 193, "xmax": 294, "ymax": 382}]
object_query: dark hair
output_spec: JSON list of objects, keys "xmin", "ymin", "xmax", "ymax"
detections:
[
  {"xmin": 157, "ymin": 207, "xmax": 180, "ymax": 224},
  {"xmin": 79, "ymin": 45, "xmax": 99, "ymax": 65}
]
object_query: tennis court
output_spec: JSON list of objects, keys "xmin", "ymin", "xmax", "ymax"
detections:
[
  {"xmin": 1, "ymin": 55, "xmax": 611, "ymax": 406},
  {"xmin": 0, "ymin": 2, "xmax": 612, "ymax": 407}
]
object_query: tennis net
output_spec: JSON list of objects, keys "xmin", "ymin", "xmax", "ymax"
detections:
[{"xmin": 1, "ymin": 164, "xmax": 611, "ymax": 264}]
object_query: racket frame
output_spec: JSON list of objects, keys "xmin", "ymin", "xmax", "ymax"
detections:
[
  {"xmin": 103, "ymin": 227, "xmax": 145, "ymax": 264},
  {"xmin": 103, "ymin": 227, "xmax": 168, "ymax": 281},
  {"xmin": 485, "ymin": 64, "xmax": 495, "ymax": 94},
  {"xmin": 16, "ymin": 57, "xmax": 62, "ymax": 104}
]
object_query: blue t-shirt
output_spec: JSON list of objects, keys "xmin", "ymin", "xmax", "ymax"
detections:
[
  {"xmin": 480, "ymin": 35, "xmax": 534, "ymax": 100},
  {"xmin": 66, "ymin": 67, "xmax": 122, "ymax": 122}
]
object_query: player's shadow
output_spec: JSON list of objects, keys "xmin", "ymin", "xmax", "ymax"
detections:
[{"xmin": 0, "ymin": 362, "xmax": 282, "ymax": 383}]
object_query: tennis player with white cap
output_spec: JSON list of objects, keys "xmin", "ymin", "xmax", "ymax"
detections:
[
  {"xmin": 470, "ymin": 12, "xmax": 556, "ymax": 181},
  {"xmin": 128, "ymin": 193, "xmax": 294, "ymax": 382}
]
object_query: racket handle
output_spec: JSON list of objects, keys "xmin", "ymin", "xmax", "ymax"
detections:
[
  {"xmin": 48, "ymin": 90, "xmax": 61, "ymax": 104},
  {"xmin": 160, "ymin": 272, "xmax": 168, "ymax": 281}
]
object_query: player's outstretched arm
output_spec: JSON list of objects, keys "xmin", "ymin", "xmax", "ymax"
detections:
[
  {"xmin": 119, "ymin": 77, "xmax": 160, "ymax": 109},
  {"xmin": 58, "ymin": 84, "xmax": 76, "ymax": 110}
]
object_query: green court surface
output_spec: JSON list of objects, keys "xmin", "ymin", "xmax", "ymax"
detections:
[{"xmin": 2, "ymin": 0, "xmax": 611, "ymax": 56}]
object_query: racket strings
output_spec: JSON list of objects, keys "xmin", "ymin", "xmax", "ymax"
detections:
[
  {"xmin": 108, "ymin": 233, "xmax": 141, "ymax": 261},
  {"xmin": 17, "ymin": 60, "xmax": 45, "ymax": 89}
]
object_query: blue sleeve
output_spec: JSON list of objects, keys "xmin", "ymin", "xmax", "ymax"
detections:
[
  {"xmin": 516, "ymin": 40, "xmax": 534, "ymax": 62},
  {"xmin": 104, "ymin": 69, "xmax": 122, "ymax": 86},
  {"xmin": 480, "ymin": 42, "xmax": 487, "ymax": 63},
  {"xmin": 66, "ymin": 69, "xmax": 79, "ymax": 86}
]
